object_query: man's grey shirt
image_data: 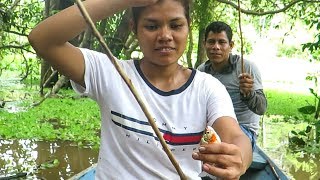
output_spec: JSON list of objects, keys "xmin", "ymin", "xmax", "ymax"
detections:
[{"xmin": 197, "ymin": 54, "xmax": 267, "ymax": 135}]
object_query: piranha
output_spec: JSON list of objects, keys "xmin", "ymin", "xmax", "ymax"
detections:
[
  {"xmin": 198, "ymin": 126, "xmax": 221, "ymax": 179},
  {"xmin": 200, "ymin": 126, "xmax": 221, "ymax": 144}
]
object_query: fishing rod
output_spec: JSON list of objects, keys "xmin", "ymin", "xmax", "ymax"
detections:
[{"xmin": 74, "ymin": 1, "xmax": 187, "ymax": 179}]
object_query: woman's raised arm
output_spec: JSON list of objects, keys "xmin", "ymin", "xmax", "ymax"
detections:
[{"xmin": 28, "ymin": 0, "xmax": 156, "ymax": 86}]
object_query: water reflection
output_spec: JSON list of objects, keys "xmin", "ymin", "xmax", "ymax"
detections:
[
  {"xmin": 0, "ymin": 78, "xmax": 33, "ymax": 113},
  {"xmin": 0, "ymin": 139, "xmax": 98, "ymax": 179},
  {"xmin": 262, "ymin": 144, "xmax": 320, "ymax": 180},
  {"xmin": 287, "ymin": 153, "xmax": 320, "ymax": 180}
]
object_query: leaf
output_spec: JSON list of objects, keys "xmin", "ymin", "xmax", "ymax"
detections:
[
  {"xmin": 298, "ymin": 131, "xmax": 306, "ymax": 136},
  {"xmin": 306, "ymin": 125, "xmax": 312, "ymax": 133},
  {"xmin": 289, "ymin": 136, "xmax": 306, "ymax": 146},
  {"xmin": 298, "ymin": 105, "xmax": 316, "ymax": 114},
  {"xmin": 39, "ymin": 159, "xmax": 60, "ymax": 170}
]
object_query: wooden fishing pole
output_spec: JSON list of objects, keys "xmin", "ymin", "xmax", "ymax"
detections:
[
  {"xmin": 74, "ymin": 1, "xmax": 187, "ymax": 179},
  {"xmin": 237, "ymin": 0, "xmax": 245, "ymax": 74},
  {"xmin": 236, "ymin": 3, "xmax": 279, "ymax": 179}
]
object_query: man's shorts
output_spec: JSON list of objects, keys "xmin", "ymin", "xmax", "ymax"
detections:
[{"xmin": 240, "ymin": 125, "xmax": 257, "ymax": 151}]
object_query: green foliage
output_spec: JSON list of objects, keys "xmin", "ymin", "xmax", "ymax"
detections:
[
  {"xmin": 299, "ymin": 12, "xmax": 320, "ymax": 149},
  {"xmin": 302, "ymin": 34, "xmax": 320, "ymax": 63},
  {"xmin": 265, "ymin": 88, "xmax": 320, "ymax": 153},
  {"xmin": 306, "ymin": 74, "xmax": 319, "ymax": 98},
  {"xmin": 0, "ymin": 90, "xmax": 101, "ymax": 149},
  {"xmin": 0, "ymin": 0, "xmax": 43, "ymax": 79},
  {"xmin": 289, "ymin": 125, "xmax": 320, "ymax": 153},
  {"xmin": 298, "ymin": 2, "xmax": 319, "ymax": 62},
  {"xmin": 258, "ymin": 119, "xmax": 306, "ymax": 148},
  {"xmin": 94, "ymin": 11, "xmax": 126, "ymax": 56},
  {"xmin": 277, "ymin": 44, "xmax": 306, "ymax": 58},
  {"xmin": 265, "ymin": 89, "xmax": 315, "ymax": 122}
]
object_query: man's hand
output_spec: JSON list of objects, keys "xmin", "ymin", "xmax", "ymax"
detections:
[
  {"xmin": 192, "ymin": 142, "xmax": 245, "ymax": 180},
  {"xmin": 238, "ymin": 73, "xmax": 253, "ymax": 97}
]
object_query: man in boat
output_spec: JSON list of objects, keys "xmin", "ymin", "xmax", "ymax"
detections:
[{"xmin": 198, "ymin": 21, "xmax": 267, "ymax": 151}]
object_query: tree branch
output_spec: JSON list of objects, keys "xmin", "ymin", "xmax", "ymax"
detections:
[
  {"xmin": 0, "ymin": 44, "xmax": 34, "ymax": 54},
  {"xmin": 20, "ymin": 49, "xmax": 29, "ymax": 81},
  {"xmin": 10, "ymin": 0, "xmax": 22, "ymax": 11},
  {"xmin": 4, "ymin": 30, "xmax": 28, "ymax": 37},
  {"xmin": 216, "ymin": 0, "xmax": 320, "ymax": 16},
  {"xmin": 32, "ymin": 75, "xmax": 69, "ymax": 107},
  {"xmin": 0, "ymin": 44, "xmax": 28, "ymax": 49}
]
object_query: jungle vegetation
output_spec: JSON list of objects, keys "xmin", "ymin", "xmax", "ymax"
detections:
[{"xmin": 1, "ymin": 0, "xmax": 320, "ymax": 154}]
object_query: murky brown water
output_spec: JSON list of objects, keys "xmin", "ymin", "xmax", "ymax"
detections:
[
  {"xmin": 265, "ymin": 148, "xmax": 320, "ymax": 180},
  {"xmin": 1, "ymin": 139, "xmax": 319, "ymax": 180},
  {"xmin": 0, "ymin": 140, "xmax": 98, "ymax": 179},
  {"xmin": 287, "ymin": 154, "xmax": 320, "ymax": 180}
]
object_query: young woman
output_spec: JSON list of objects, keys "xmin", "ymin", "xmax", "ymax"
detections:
[{"xmin": 28, "ymin": 0, "xmax": 252, "ymax": 179}]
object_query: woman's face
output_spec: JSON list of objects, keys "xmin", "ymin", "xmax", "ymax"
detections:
[{"xmin": 135, "ymin": 0, "xmax": 189, "ymax": 66}]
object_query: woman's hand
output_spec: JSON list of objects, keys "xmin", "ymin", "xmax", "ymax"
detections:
[{"xmin": 192, "ymin": 142, "xmax": 245, "ymax": 180}]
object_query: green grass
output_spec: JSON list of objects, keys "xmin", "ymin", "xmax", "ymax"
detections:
[{"xmin": 265, "ymin": 88, "xmax": 315, "ymax": 123}]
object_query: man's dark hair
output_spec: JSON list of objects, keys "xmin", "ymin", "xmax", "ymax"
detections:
[{"xmin": 204, "ymin": 21, "xmax": 233, "ymax": 42}]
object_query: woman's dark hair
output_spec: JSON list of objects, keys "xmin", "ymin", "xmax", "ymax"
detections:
[
  {"xmin": 131, "ymin": 0, "xmax": 190, "ymax": 32},
  {"xmin": 204, "ymin": 21, "xmax": 233, "ymax": 42}
]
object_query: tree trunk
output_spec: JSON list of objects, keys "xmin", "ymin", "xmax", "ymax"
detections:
[
  {"xmin": 194, "ymin": 28, "xmax": 206, "ymax": 68},
  {"xmin": 39, "ymin": 0, "xmax": 76, "ymax": 92},
  {"xmin": 79, "ymin": 28, "xmax": 93, "ymax": 48},
  {"xmin": 186, "ymin": 30, "xmax": 194, "ymax": 68},
  {"xmin": 40, "ymin": 0, "xmax": 57, "ymax": 93},
  {"xmin": 33, "ymin": 75, "xmax": 69, "ymax": 107},
  {"xmin": 194, "ymin": 0, "xmax": 211, "ymax": 68}
]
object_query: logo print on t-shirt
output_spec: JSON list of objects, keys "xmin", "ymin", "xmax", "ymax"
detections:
[{"xmin": 111, "ymin": 111, "xmax": 203, "ymax": 146}]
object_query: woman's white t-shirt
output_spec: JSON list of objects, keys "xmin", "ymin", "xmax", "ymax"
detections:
[{"xmin": 71, "ymin": 48, "xmax": 236, "ymax": 180}]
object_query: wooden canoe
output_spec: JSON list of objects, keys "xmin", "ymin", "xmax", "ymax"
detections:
[
  {"xmin": 239, "ymin": 146, "xmax": 289, "ymax": 180},
  {"xmin": 69, "ymin": 146, "xmax": 289, "ymax": 180}
]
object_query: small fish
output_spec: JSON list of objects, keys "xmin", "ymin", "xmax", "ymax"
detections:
[
  {"xmin": 200, "ymin": 126, "xmax": 221, "ymax": 144},
  {"xmin": 199, "ymin": 126, "xmax": 221, "ymax": 179}
]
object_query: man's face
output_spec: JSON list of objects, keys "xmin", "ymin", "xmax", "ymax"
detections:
[{"xmin": 205, "ymin": 31, "xmax": 234, "ymax": 66}]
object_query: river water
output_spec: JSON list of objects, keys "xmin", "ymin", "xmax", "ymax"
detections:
[
  {"xmin": 0, "ymin": 138, "xmax": 319, "ymax": 179},
  {"xmin": 0, "ymin": 139, "xmax": 98, "ymax": 179},
  {"xmin": 261, "ymin": 143, "xmax": 320, "ymax": 180}
]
